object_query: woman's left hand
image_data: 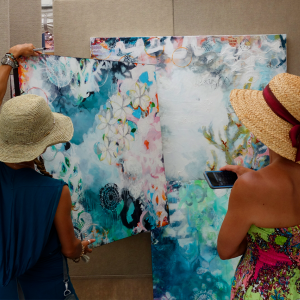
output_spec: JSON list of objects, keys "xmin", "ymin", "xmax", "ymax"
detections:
[
  {"xmin": 220, "ymin": 164, "xmax": 254, "ymax": 178},
  {"xmin": 9, "ymin": 44, "xmax": 41, "ymax": 59},
  {"xmin": 82, "ymin": 239, "xmax": 96, "ymax": 254}
]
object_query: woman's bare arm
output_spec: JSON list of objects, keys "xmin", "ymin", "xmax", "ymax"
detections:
[
  {"xmin": 54, "ymin": 185, "xmax": 95, "ymax": 259},
  {"xmin": 0, "ymin": 65, "xmax": 13, "ymax": 106},
  {"xmin": 217, "ymin": 175, "xmax": 254, "ymax": 260},
  {"xmin": 0, "ymin": 44, "xmax": 40, "ymax": 106}
]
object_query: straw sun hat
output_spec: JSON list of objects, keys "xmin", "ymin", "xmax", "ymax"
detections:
[
  {"xmin": 0, "ymin": 94, "xmax": 74, "ymax": 163},
  {"xmin": 230, "ymin": 73, "xmax": 300, "ymax": 163}
]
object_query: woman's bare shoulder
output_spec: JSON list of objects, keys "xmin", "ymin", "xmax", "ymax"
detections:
[
  {"xmin": 229, "ymin": 167, "xmax": 273, "ymax": 208},
  {"xmin": 235, "ymin": 169, "xmax": 265, "ymax": 194}
]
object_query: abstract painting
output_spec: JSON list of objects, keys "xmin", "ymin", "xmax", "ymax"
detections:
[
  {"xmin": 18, "ymin": 55, "xmax": 168, "ymax": 247},
  {"xmin": 91, "ymin": 35, "xmax": 286, "ymax": 299},
  {"xmin": 151, "ymin": 133, "xmax": 269, "ymax": 300},
  {"xmin": 151, "ymin": 180, "xmax": 239, "ymax": 300},
  {"xmin": 91, "ymin": 35, "xmax": 286, "ymax": 179}
]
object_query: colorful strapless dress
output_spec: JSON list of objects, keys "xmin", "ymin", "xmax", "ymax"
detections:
[{"xmin": 231, "ymin": 225, "xmax": 300, "ymax": 299}]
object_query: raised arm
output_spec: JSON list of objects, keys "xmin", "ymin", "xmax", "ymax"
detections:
[
  {"xmin": 0, "ymin": 64, "xmax": 13, "ymax": 106},
  {"xmin": 54, "ymin": 185, "xmax": 95, "ymax": 259},
  {"xmin": 217, "ymin": 175, "xmax": 254, "ymax": 260},
  {"xmin": 0, "ymin": 44, "xmax": 40, "ymax": 106}
]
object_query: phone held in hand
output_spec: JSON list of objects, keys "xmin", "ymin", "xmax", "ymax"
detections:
[{"xmin": 203, "ymin": 171, "xmax": 238, "ymax": 189}]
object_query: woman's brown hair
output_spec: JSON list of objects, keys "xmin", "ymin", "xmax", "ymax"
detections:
[{"xmin": 33, "ymin": 156, "xmax": 52, "ymax": 178}]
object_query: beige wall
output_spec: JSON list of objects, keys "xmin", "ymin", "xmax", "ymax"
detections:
[
  {"xmin": 0, "ymin": 0, "xmax": 10, "ymax": 102},
  {"xmin": 53, "ymin": 0, "xmax": 174, "ymax": 58},
  {"xmin": 53, "ymin": 1, "xmax": 299, "ymax": 299},
  {"xmin": 9, "ymin": 0, "xmax": 42, "ymax": 48},
  {"xmin": 0, "ymin": 0, "xmax": 41, "ymax": 104},
  {"xmin": 0, "ymin": 0, "xmax": 10, "ymax": 57}
]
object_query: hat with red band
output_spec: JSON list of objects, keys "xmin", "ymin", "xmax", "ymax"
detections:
[{"xmin": 230, "ymin": 73, "xmax": 300, "ymax": 163}]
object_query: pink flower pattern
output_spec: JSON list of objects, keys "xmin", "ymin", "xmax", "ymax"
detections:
[{"xmin": 231, "ymin": 225, "xmax": 300, "ymax": 299}]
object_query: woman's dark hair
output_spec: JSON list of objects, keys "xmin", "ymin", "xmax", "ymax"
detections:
[{"xmin": 34, "ymin": 156, "xmax": 52, "ymax": 178}]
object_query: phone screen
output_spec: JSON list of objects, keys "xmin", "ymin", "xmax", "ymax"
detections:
[
  {"xmin": 205, "ymin": 171, "xmax": 237, "ymax": 188},
  {"xmin": 206, "ymin": 172, "xmax": 220, "ymax": 186}
]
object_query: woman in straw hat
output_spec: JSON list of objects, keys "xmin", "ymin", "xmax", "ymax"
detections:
[
  {"xmin": 0, "ymin": 44, "xmax": 95, "ymax": 299},
  {"xmin": 218, "ymin": 73, "xmax": 300, "ymax": 299}
]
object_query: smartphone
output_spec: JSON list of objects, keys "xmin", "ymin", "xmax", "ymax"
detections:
[{"xmin": 203, "ymin": 171, "xmax": 238, "ymax": 189}]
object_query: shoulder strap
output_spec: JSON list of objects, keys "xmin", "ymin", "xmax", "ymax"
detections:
[
  {"xmin": 16, "ymin": 256, "xmax": 71, "ymax": 300},
  {"xmin": 62, "ymin": 254, "xmax": 72, "ymax": 298},
  {"xmin": 62, "ymin": 254, "xmax": 68, "ymax": 282},
  {"xmin": 17, "ymin": 278, "xmax": 25, "ymax": 300}
]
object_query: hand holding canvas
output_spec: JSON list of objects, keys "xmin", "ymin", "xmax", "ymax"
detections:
[{"xmin": 0, "ymin": 43, "xmax": 41, "ymax": 106}]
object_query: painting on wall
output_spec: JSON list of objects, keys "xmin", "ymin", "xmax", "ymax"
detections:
[
  {"xmin": 151, "ymin": 133, "xmax": 270, "ymax": 300},
  {"xmin": 17, "ymin": 55, "xmax": 168, "ymax": 247},
  {"xmin": 91, "ymin": 35, "xmax": 286, "ymax": 180},
  {"xmin": 151, "ymin": 180, "xmax": 239, "ymax": 300},
  {"xmin": 91, "ymin": 35, "xmax": 286, "ymax": 299}
]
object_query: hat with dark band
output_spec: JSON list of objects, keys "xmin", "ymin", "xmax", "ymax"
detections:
[{"xmin": 230, "ymin": 73, "xmax": 300, "ymax": 163}]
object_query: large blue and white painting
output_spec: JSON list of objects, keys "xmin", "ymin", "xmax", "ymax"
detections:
[
  {"xmin": 91, "ymin": 35, "xmax": 286, "ymax": 178},
  {"xmin": 91, "ymin": 35, "xmax": 287, "ymax": 299},
  {"xmin": 18, "ymin": 56, "xmax": 168, "ymax": 247}
]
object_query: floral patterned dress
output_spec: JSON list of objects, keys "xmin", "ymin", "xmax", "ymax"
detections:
[{"xmin": 231, "ymin": 225, "xmax": 300, "ymax": 299}]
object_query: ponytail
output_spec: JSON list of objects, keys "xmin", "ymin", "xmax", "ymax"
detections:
[{"xmin": 34, "ymin": 156, "xmax": 53, "ymax": 178}]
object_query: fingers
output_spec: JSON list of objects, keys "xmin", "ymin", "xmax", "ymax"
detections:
[
  {"xmin": 30, "ymin": 44, "xmax": 37, "ymax": 56},
  {"xmin": 219, "ymin": 165, "xmax": 253, "ymax": 177},
  {"xmin": 32, "ymin": 51, "xmax": 42, "ymax": 56},
  {"xmin": 86, "ymin": 247, "xmax": 93, "ymax": 254},
  {"xmin": 220, "ymin": 165, "xmax": 239, "ymax": 172},
  {"xmin": 81, "ymin": 241, "xmax": 89, "ymax": 247},
  {"xmin": 82, "ymin": 239, "xmax": 96, "ymax": 254}
]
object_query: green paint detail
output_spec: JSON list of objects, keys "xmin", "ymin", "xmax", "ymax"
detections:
[
  {"xmin": 79, "ymin": 58, "xmax": 85, "ymax": 70},
  {"xmin": 244, "ymin": 82, "xmax": 252, "ymax": 89},
  {"xmin": 102, "ymin": 134, "xmax": 105, "ymax": 141},
  {"xmin": 116, "ymin": 200, "xmax": 124, "ymax": 215},
  {"xmin": 65, "ymin": 157, "xmax": 71, "ymax": 168},
  {"xmin": 77, "ymin": 178, "xmax": 82, "ymax": 191},
  {"xmin": 177, "ymin": 181, "xmax": 231, "ymax": 246},
  {"xmin": 131, "ymin": 128, "xmax": 136, "ymax": 133},
  {"xmin": 60, "ymin": 162, "xmax": 67, "ymax": 177},
  {"xmin": 68, "ymin": 180, "xmax": 74, "ymax": 193},
  {"xmin": 275, "ymin": 236, "xmax": 287, "ymax": 245},
  {"xmin": 118, "ymin": 119, "xmax": 122, "ymax": 122},
  {"xmin": 202, "ymin": 113, "xmax": 250, "ymax": 169},
  {"xmin": 127, "ymin": 203, "xmax": 135, "ymax": 224},
  {"xmin": 151, "ymin": 102, "xmax": 155, "ymax": 108}
]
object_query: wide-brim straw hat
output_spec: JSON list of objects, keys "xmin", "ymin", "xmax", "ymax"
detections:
[
  {"xmin": 0, "ymin": 94, "xmax": 74, "ymax": 163},
  {"xmin": 230, "ymin": 73, "xmax": 300, "ymax": 163}
]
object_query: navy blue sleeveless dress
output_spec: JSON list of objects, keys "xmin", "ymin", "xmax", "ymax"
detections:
[{"xmin": 0, "ymin": 162, "xmax": 78, "ymax": 299}]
